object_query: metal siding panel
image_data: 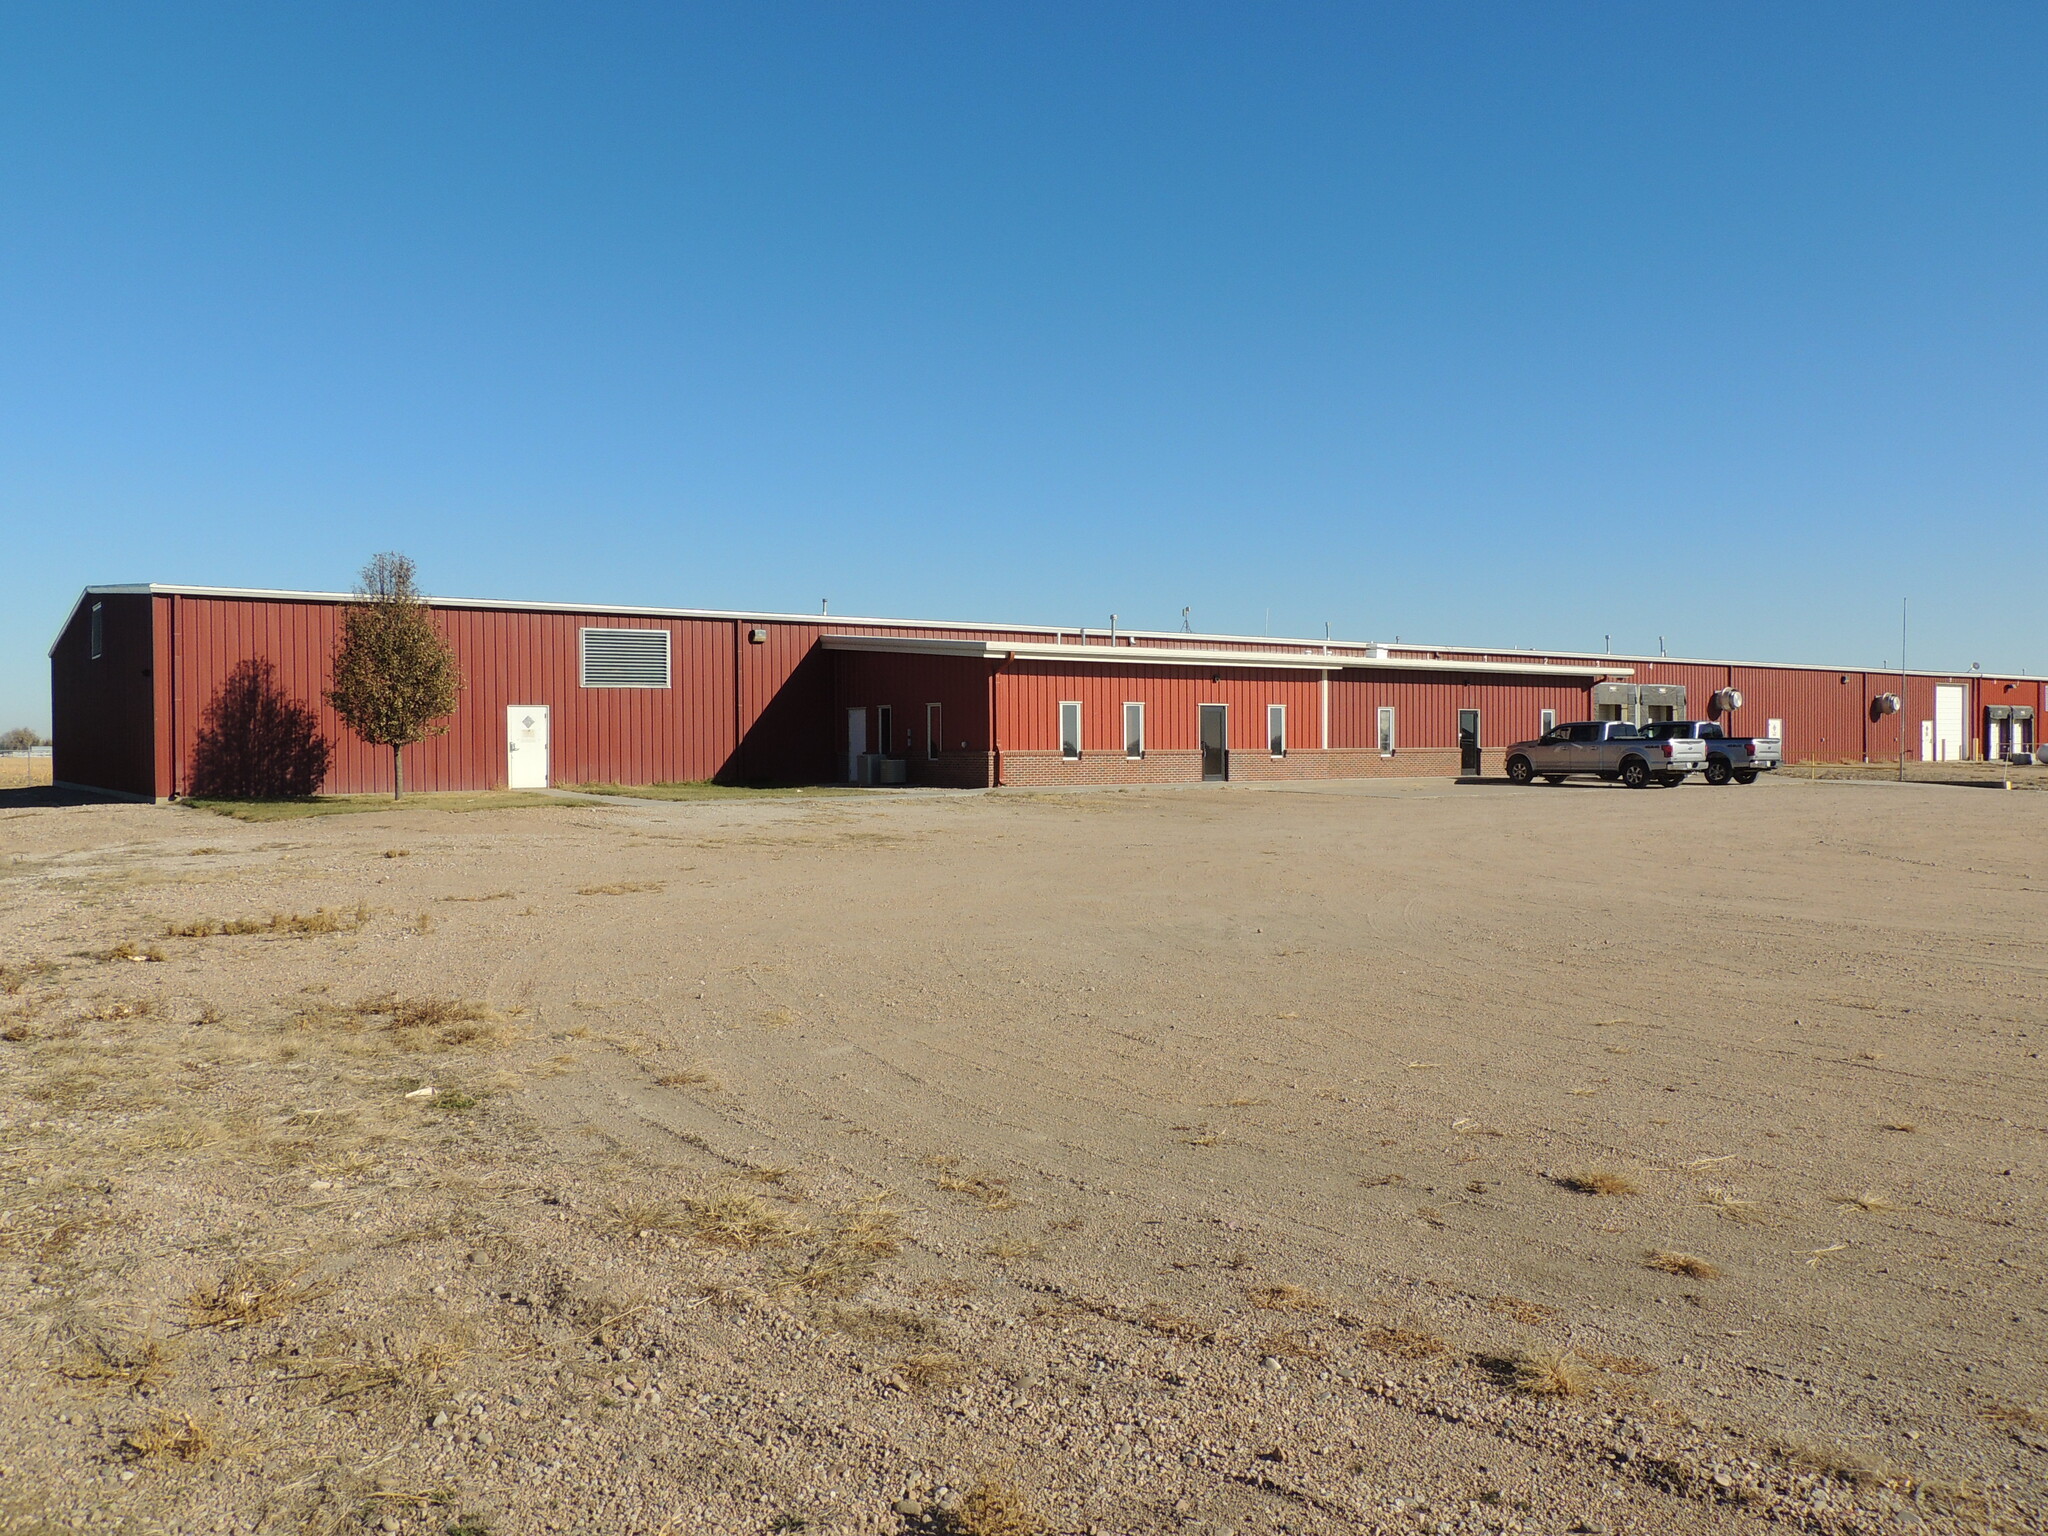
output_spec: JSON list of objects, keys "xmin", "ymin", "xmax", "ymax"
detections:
[{"xmin": 104, "ymin": 589, "xmax": 2048, "ymax": 792}]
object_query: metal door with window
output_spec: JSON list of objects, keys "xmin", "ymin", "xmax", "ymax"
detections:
[
  {"xmin": 506, "ymin": 706, "xmax": 550, "ymax": 789},
  {"xmin": 846, "ymin": 708, "xmax": 867, "ymax": 782},
  {"xmin": 925, "ymin": 703, "xmax": 942, "ymax": 760},
  {"xmin": 1199, "ymin": 704, "xmax": 1229, "ymax": 781},
  {"xmin": 1458, "ymin": 709, "xmax": 1481, "ymax": 777},
  {"xmin": 876, "ymin": 705, "xmax": 893, "ymax": 758}
]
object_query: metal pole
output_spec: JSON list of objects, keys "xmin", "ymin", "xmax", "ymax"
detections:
[{"xmin": 1898, "ymin": 598, "xmax": 1907, "ymax": 783}]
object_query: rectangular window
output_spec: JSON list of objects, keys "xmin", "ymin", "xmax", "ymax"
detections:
[
  {"xmin": 1539, "ymin": 708, "xmax": 1556, "ymax": 735},
  {"xmin": 1059, "ymin": 701, "xmax": 1082, "ymax": 760},
  {"xmin": 1377, "ymin": 706, "xmax": 1396, "ymax": 755},
  {"xmin": 579, "ymin": 627, "xmax": 670, "ymax": 688},
  {"xmin": 89, "ymin": 602, "xmax": 104, "ymax": 661},
  {"xmin": 925, "ymin": 702, "xmax": 941, "ymax": 760},
  {"xmin": 1268, "ymin": 704, "xmax": 1286, "ymax": 757},
  {"xmin": 1123, "ymin": 701, "xmax": 1144, "ymax": 758}
]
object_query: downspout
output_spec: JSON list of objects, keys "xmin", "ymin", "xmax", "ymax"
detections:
[
  {"xmin": 990, "ymin": 652, "xmax": 1012, "ymax": 786},
  {"xmin": 1320, "ymin": 669, "xmax": 1329, "ymax": 751},
  {"xmin": 168, "ymin": 592, "xmax": 180, "ymax": 800},
  {"xmin": 731, "ymin": 618, "xmax": 743, "ymax": 785}
]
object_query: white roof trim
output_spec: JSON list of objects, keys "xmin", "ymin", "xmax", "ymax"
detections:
[
  {"xmin": 47, "ymin": 584, "xmax": 2040, "ymax": 680},
  {"xmin": 820, "ymin": 634, "xmax": 1631, "ymax": 678}
]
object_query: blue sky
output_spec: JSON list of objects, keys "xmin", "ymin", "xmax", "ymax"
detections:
[{"xmin": 4, "ymin": 3, "xmax": 2044, "ymax": 732}]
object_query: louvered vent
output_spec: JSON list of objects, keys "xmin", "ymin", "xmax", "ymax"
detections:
[{"xmin": 580, "ymin": 627, "xmax": 671, "ymax": 688}]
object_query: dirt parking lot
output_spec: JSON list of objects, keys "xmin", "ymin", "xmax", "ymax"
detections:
[{"xmin": 0, "ymin": 777, "xmax": 2041, "ymax": 1536}]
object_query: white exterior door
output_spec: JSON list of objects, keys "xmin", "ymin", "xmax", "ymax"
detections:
[
  {"xmin": 1933, "ymin": 686, "xmax": 1965, "ymax": 761},
  {"xmin": 846, "ymin": 707, "xmax": 867, "ymax": 783},
  {"xmin": 506, "ymin": 706, "xmax": 550, "ymax": 788},
  {"xmin": 1920, "ymin": 720, "xmax": 1934, "ymax": 761}
]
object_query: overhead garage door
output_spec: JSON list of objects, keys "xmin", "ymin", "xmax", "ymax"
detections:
[{"xmin": 1933, "ymin": 685, "xmax": 1966, "ymax": 761}]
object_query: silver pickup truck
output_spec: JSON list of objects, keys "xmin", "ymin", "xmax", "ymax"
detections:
[
  {"xmin": 1504, "ymin": 721, "xmax": 1709, "ymax": 789},
  {"xmin": 1638, "ymin": 720, "xmax": 1782, "ymax": 785}
]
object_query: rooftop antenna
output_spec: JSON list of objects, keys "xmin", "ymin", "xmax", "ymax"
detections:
[
  {"xmin": 1181, "ymin": 607, "xmax": 1192, "ymax": 633},
  {"xmin": 1109, "ymin": 613, "xmax": 1118, "ymax": 645},
  {"xmin": 1605, "ymin": 634, "xmax": 1611, "ymax": 653},
  {"xmin": 822, "ymin": 598, "xmax": 828, "ymax": 616}
]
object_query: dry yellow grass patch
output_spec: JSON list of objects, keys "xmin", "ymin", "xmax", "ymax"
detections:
[
  {"xmin": 654, "ymin": 1065, "xmax": 722, "ymax": 1090},
  {"xmin": 1498, "ymin": 1349, "xmax": 1590, "ymax": 1396},
  {"xmin": 895, "ymin": 1351, "xmax": 968, "ymax": 1390},
  {"xmin": 99, "ymin": 940, "xmax": 167, "ymax": 963},
  {"xmin": 181, "ymin": 1265, "xmax": 333, "ymax": 1330},
  {"xmin": 1829, "ymin": 1191, "xmax": 1896, "ymax": 1212},
  {"xmin": 1257, "ymin": 1328, "xmax": 1327, "ymax": 1363},
  {"xmin": 685, "ymin": 1193, "xmax": 799, "ymax": 1250},
  {"xmin": 1644, "ymin": 1250, "xmax": 1721, "ymax": 1279},
  {"xmin": 1556, "ymin": 1167, "xmax": 1638, "ymax": 1196},
  {"xmin": 311, "ymin": 1334, "xmax": 470, "ymax": 1404},
  {"xmin": 165, "ymin": 904, "xmax": 372, "ymax": 939},
  {"xmin": 55, "ymin": 1332, "xmax": 177, "ymax": 1394},
  {"xmin": 771, "ymin": 1240, "xmax": 884, "ymax": 1298},
  {"xmin": 931, "ymin": 1167, "xmax": 1014, "ymax": 1210},
  {"xmin": 1701, "ymin": 1187, "xmax": 1768, "ymax": 1224},
  {"xmin": 342, "ymin": 994, "xmax": 513, "ymax": 1051},
  {"xmin": 1486, "ymin": 1295, "xmax": 1558, "ymax": 1325},
  {"xmin": 1244, "ymin": 1283, "xmax": 1322, "ymax": 1312},
  {"xmin": 1, "ymin": 960, "xmax": 58, "ymax": 994},
  {"xmin": 828, "ymin": 1200, "xmax": 904, "ymax": 1257},
  {"xmin": 1360, "ymin": 1325, "xmax": 1447, "ymax": 1359},
  {"xmin": 981, "ymin": 1238, "xmax": 1041, "ymax": 1261},
  {"xmin": 1980, "ymin": 1402, "xmax": 2044, "ymax": 1430},
  {"xmin": 576, "ymin": 881, "xmax": 665, "ymax": 896},
  {"xmin": 122, "ymin": 1413, "xmax": 220, "ymax": 1464},
  {"xmin": 932, "ymin": 1476, "xmax": 1045, "ymax": 1536}
]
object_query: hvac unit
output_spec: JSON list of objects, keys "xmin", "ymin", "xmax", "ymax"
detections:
[
  {"xmin": 1872, "ymin": 693, "xmax": 1902, "ymax": 716},
  {"xmin": 1711, "ymin": 688, "xmax": 1744, "ymax": 712}
]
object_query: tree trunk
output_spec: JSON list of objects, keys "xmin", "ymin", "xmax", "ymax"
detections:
[{"xmin": 393, "ymin": 744, "xmax": 404, "ymax": 800}]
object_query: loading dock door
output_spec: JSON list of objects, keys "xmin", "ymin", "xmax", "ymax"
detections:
[
  {"xmin": 1933, "ymin": 686, "xmax": 1966, "ymax": 761},
  {"xmin": 1199, "ymin": 705, "xmax": 1229, "ymax": 781}
]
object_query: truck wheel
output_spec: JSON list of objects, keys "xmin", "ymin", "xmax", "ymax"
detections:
[
  {"xmin": 1506, "ymin": 755, "xmax": 1534, "ymax": 785},
  {"xmin": 1542, "ymin": 774, "xmax": 1566, "ymax": 785},
  {"xmin": 1733, "ymin": 768, "xmax": 1759, "ymax": 784},
  {"xmin": 1620, "ymin": 757, "xmax": 1651, "ymax": 789},
  {"xmin": 1704, "ymin": 757, "xmax": 1733, "ymax": 786},
  {"xmin": 1654, "ymin": 773, "xmax": 1684, "ymax": 787}
]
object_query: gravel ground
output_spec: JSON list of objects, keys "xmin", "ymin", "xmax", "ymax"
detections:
[{"xmin": 0, "ymin": 776, "xmax": 2041, "ymax": 1535}]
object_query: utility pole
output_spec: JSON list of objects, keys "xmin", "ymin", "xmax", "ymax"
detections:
[{"xmin": 1898, "ymin": 598, "xmax": 1907, "ymax": 783}]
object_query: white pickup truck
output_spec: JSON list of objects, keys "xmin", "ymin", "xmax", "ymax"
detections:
[{"xmin": 1504, "ymin": 721, "xmax": 1709, "ymax": 789}]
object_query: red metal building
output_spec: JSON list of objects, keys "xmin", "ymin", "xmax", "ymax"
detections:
[{"xmin": 47, "ymin": 584, "xmax": 2043, "ymax": 799}]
